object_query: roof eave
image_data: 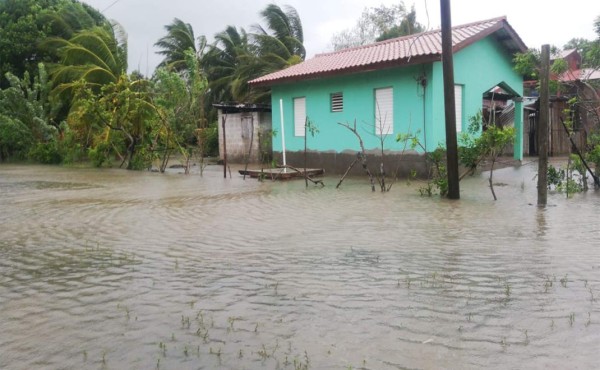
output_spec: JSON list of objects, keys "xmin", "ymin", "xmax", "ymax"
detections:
[
  {"xmin": 249, "ymin": 53, "xmax": 441, "ymax": 87},
  {"xmin": 452, "ymin": 19, "xmax": 527, "ymax": 55}
]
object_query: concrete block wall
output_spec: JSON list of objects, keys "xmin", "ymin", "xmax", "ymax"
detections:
[{"xmin": 218, "ymin": 111, "xmax": 272, "ymax": 163}]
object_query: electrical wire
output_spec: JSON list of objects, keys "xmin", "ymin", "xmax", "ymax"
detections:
[{"xmin": 102, "ymin": 0, "xmax": 123, "ymax": 12}]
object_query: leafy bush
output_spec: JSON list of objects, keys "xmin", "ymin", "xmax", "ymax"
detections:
[
  {"xmin": 197, "ymin": 124, "xmax": 218, "ymax": 157},
  {"xmin": 128, "ymin": 147, "xmax": 153, "ymax": 170},
  {"xmin": 547, "ymin": 163, "xmax": 584, "ymax": 195},
  {"xmin": 0, "ymin": 115, "xmax": 33, "ymax": 160},
  {"xmin": 87, "ymin": 141, "xmax": 111, "ymax": 167},
  {"xmin": 547, "ymin": 164, "xmax": 565, "ymax": 188},
  {"xmin": 58, "ymin": 123, "xmax": 86, "ymax": 164},
  {"xmin": 396, "ymin": 130, "xmax": 448, "ymax": 196},
  {"xmin": 28, "ymin": 140, "xmax": 63, "ymax": 164}
]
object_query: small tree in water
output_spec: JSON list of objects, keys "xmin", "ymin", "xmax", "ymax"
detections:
[
  {"xmin": 396, "ymin": 131, "xmax": 448, "ymax": 196},
  {"xmin": 459, "ymin": 111, "xmax": 516, "ymax": 200}
]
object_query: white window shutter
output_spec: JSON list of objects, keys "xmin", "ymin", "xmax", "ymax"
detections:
[
  {"xmin": 375, "ymin": 87, "xmax": 393, "ymax": 135},
  {"xmin": 455, "ymin": 85, "xmax": 463, "ymax": 132},
  {"xmin": 294, "ymin": 97, "xmax": 306, "ymax": 137}
]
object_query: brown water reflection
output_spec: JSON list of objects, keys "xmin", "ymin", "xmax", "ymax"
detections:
[{"xmin": 1, "ymin": 163, "xmax": 599, "ymax": 369}]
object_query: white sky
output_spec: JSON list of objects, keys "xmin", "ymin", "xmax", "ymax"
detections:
[{"xmin": 80, "ymin": 0, "xmax": 600, "ymax": 75}]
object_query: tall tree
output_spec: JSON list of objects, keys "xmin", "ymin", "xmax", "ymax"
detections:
[
  {"xmin": 203, "ymin": 26, "xmax": 253, "ymax": 103},
  {"xmin": 330, "ymin": 2, "xmax": 425, "ymax": 51},
  {"xmin": 67, "ymin": 75, "xmax": 156, "ymax": 169},
  {"xmin": 587, "ymin": 16, "xmax": 600, "ymax": 69},
  {"xmin": 202, "ymin": 4, "xmax": 305, "ymax": 104},
  {"xmin": 253, "ymin": 4, "xmax": 305, "ymax": 60},
  {"xmin": 0, "ymin": 0, "xmax": 105, "ymax": 87},
  {"xmin": 153, "ymin": 50, "xmax": 209, "ymax": 172},
  {"xmin": 376, "ymin": 6, "xmax": 424, "ymax": 42},
  {"xmin": 155, "ymin": 18, "xmax": 207, "ymax": 72},
  {"xmin": 45, "ymin": 22, "xmax": 128, "ymax": 96}
]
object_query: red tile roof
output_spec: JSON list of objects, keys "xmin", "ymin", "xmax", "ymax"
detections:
[{"xmin": 249, "ymin": 16, "xmax": 526, "ymax": 86}]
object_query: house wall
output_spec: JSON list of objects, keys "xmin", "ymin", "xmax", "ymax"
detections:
[
  {"xmin": 429, "ymin": 35, "xmax": 524, "ymax": 152},
  {"xmin": 268, "ymin": 35, "xmax": 524, "ymax": 174},
  {"xmin": 217, "ymin": 110, "xmax": 272, "ymax": 163},
  {"xmin": 271, "ymin": 64, "xmax": 434, "ymax": 154}
]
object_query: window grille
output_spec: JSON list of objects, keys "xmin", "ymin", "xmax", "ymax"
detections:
[{"xmin": 331, "ymin": 92, "xmax": 343, "ymax": 112}]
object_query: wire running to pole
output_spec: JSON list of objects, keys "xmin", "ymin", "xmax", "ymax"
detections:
[{"xmin": 102, "ymin": 0, "xmax": 124, "ymax": 12}]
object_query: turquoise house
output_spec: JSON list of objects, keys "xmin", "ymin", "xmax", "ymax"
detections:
[{"xmin": 249, "ymin": 16, "xmax": 527, "ymax": 174}]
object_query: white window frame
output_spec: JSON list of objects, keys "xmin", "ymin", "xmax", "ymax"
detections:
[
  {"xmin": 293, "ymin": 97, "xmax": 306, "ymax": 137},
  {"xmin": 375, "ymin": 87, "xmax": 394, "ymax": 136},
  {"xmin": 455, "ymin": 85, "xmax": 463, "ymax": 132}
]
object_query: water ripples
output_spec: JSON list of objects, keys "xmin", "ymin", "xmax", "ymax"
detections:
[{"xmin": 1, "ymin": 164, "xmax": 599, "ymax": 369}]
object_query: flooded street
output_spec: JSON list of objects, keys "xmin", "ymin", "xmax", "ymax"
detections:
[{"xmin": 1, "ymin": 162, "xmax": 599, "ymax": 369}]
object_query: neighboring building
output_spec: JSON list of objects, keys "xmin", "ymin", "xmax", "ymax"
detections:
[
  {"xmin": 249, "ymin": 16, "xmax": 527, "ymax": 175},
  {"xmin": 524, "ymin": 49, "xmax": 600, "ymax": 156},
  {"xmin": 214, "ymin": 103, "xmax": 272, "ymax": 164}
]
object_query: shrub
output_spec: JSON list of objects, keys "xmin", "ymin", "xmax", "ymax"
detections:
[
  {"xmin": 0, "ymin": 115, "xmax": 33, "ymax": 161},
  {"xmin": 87, "ymin": 141, "xmax": 111, "ymax": 167},
  {"xmin": 28, "ymin": 140, "xmax": 63, "ymax": 164}
]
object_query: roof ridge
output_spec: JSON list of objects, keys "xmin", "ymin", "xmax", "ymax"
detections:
[
  {"xmin": 249, "ymin": 15, "xmax": 525, "ymax": 87},
  {"xmin": 314, "ymin": 15, "xmax": 507, "ymax": 58}
]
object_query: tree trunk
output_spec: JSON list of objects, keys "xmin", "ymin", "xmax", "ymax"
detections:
[
  {"xmin": 126, "ymin": 136, "xmax": 138, "ymax": 170},
  {"xmin": 489, "ymin": 157, "xmax": 497, "ymax": 201}
]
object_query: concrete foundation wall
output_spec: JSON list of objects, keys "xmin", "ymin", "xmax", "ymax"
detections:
[
  {"xmin": 274, "ymin": 150, "xmax": 429, "ymax": 178},
  {"xmin": 218, "ymin": 111, "xmax": 272, "ymax": 163}
]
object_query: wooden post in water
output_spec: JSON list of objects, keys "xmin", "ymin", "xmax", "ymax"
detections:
[
  {"xmin": 440, "ymin": 0, "xmax": 460, "ymax": 199},
  {"xmin": 537, "ymin": 45, "xmax": 550, "ymax": 206},
  {"xmin": 222, "ymin": 113, "xmax": 228, "ymax": 179},
  {"xmin": 304, "ymin": 117, "xmax": 308, "ymax": 188}
]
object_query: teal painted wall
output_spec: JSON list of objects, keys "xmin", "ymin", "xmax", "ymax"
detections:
[
  {"xmin": 271, "ymin": 64, "xmax": 433, "ymax": 153},
  {"xmin": 270, "ymin": 35, "xmax": 523, "ymax": 153},
  {"xmin": 430, "ymin": 35, "xmax": 524, "ymax": 150}
]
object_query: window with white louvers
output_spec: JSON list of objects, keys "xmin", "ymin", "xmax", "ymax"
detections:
[
  {"xmin": 455, "ymin": 85, "xmax": 463, "ymax": 132},
  {"xmin": 331, "ymin": 92, "xmax": 343, "ymax": 112},
  {"xmin": 293, "ymin": 97, "xmax": 306, "ymax": 137},
  {"xmin": 375, "ymin": 87, "xmax": 393, "ymax": 135}
]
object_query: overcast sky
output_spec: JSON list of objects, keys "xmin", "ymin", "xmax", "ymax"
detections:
[{"xmin": 80, "ymin": 0, "xmax": 600, "ymax": 75}]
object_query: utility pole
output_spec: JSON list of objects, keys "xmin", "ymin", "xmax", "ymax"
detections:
[
  {"xmin": 440, "ymin": 0, "xmax": 460, "ymax": 199},
  {"xmin": 537, "ymin": 45, "xmax": 550, "ymax": 206}
]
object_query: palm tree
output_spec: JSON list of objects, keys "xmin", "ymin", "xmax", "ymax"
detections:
[
  {"xmin": 203, "ymin": 25, "xmax": 255, "ymax": 103},
  {"xmin": 176, "ymin": 4, "xmax": 306, "ymax": 105},
  {"xmin": 253, "ymin": 4, "xmax": 305, "ymax": 59},
  {"xmin": 41, "ymin": 1, "xmax": 106, "ymax": 40},
  {"xmin": 202, "ymin": 4, "xmax": 306, "ymax": 104},
  {"xmin": 251, "ymin": 4, "xmax": 305, "ymax": 73},
  {"xmin": 155, "ymin": 18, "xmax": 206, "ymax": 72},
  {"xmin": 45, "ymin": 22, "xmax": 128, "ymax": 96}
]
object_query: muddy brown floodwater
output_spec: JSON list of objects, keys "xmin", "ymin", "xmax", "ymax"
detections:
[{"xmin": 1, "ymin": 162, "xmax": 599, "ymax": 369}]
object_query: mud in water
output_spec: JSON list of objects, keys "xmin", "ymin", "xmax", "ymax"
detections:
[{"xmin": 1, "ymin": 162, "xmax": 599, "ymax": 369}]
